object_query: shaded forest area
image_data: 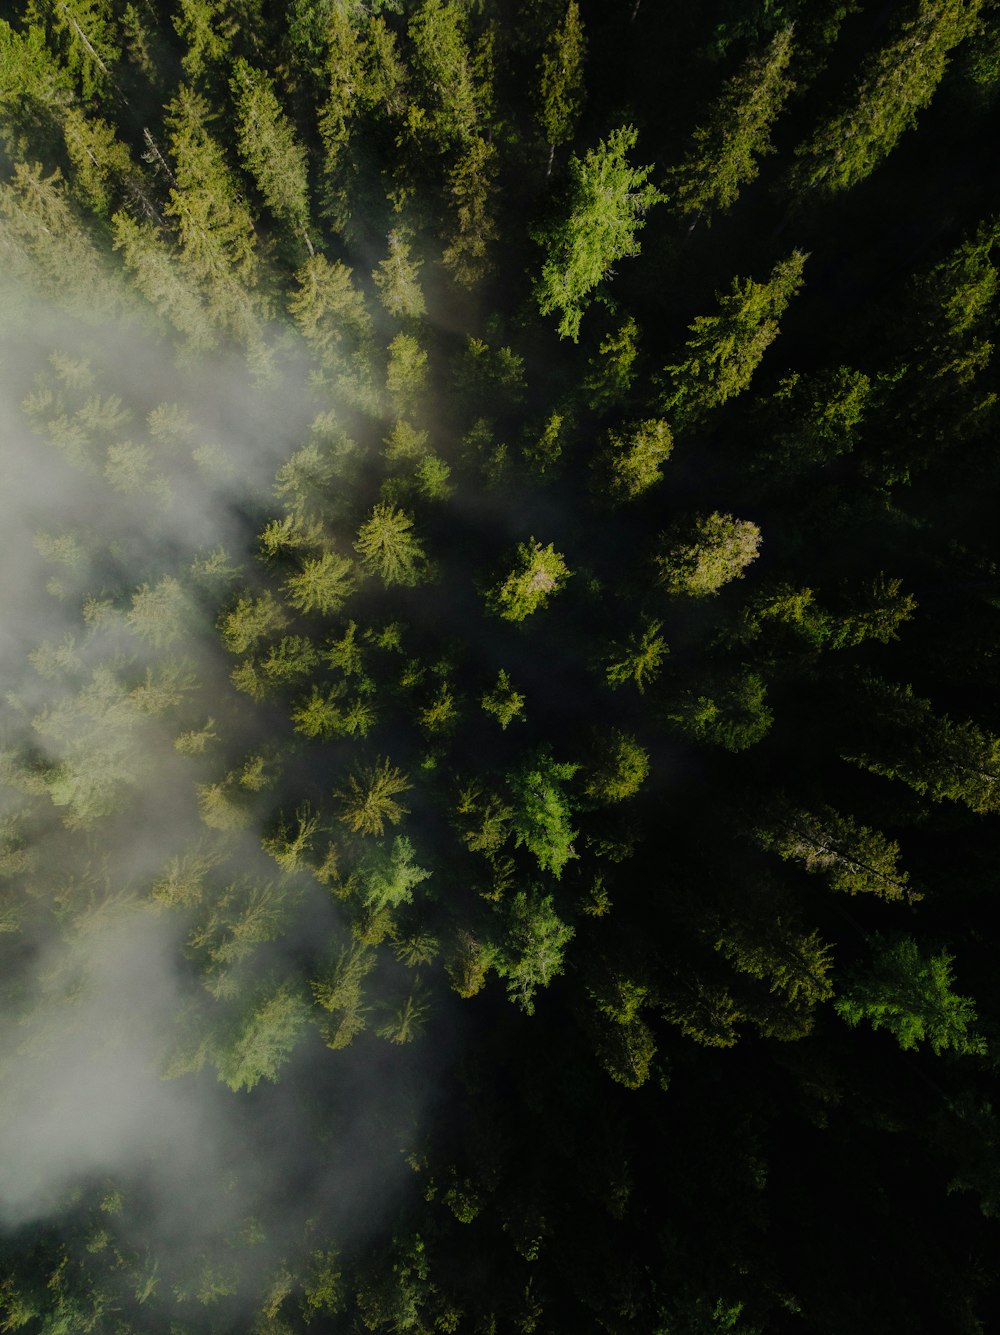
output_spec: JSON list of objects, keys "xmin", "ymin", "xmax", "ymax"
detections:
[{"xmin": 3, "ymin": 0, "xmax": 1000, "ymax": 1330}]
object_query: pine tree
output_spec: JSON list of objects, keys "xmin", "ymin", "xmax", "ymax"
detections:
[
  {"xmin": 24, "ymin": 0, "xmax": 119, "ymax": 102},
  {"xmin": 492, "ymin": 888, "xmax": 574, "ymax": 1014},
  {"xmin": 656, "ymin": 512, "xmax": 761, "ymax": 596},
  {"xmin": 163, "ymin": 85, "xmax": 259, "ymax": 339},
  {"xmin": 599, "ymin": 418, "xmax": 673, "ymax": 503},
  {"xmin": 284, "ymin": 551, "xmax": 357, "ymax": 615},
  {"xmin": 790, "ymin": 0, "xmax": 982, "ymax": 199},
  {"xmin": 847, "ymin": 678, "xmax": 1000, "ymax": 814},
  {"xmin": 668, "ymin": 26, "xmax": 795, "ymax": 224},
  {"xmin": 354, "ymin": 503, "xmax": 427, "ymax": 586},
  {"xmin": 660, "ymin": 251, "xmax": 807, "ymax": 429},
  {"xmin": 373, "ymin": 229, "xmax": 426, "ymax": 320},
  {"xmin": 758, "ymin": 802, "xmax": 913, "ymax": 901},
  {"xmin": 533, "ymin": 125, "xmax": 662, "ymax": 341},
  {"xmin": 485, "ymin": 538, "xmax": 570, "ymax": 621},
  {"xmin": 230, "ymin": 58, "xmax": 311, "ymax": 245},
  {"xmin": 536, "ymin": 0, "xmax": 586, "ymax": 176},
  {"xmin": 835, "ymin": 933, "xmax": 987, "ymax": 1055},
  {"xmin": 336, "ymin": 758, "xmax": 412, "ymax": 836}
]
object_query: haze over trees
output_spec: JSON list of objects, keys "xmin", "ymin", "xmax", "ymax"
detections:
[{"xmin": 2, "ymin": 0, "xmax": 1000, "ymax": 1331}]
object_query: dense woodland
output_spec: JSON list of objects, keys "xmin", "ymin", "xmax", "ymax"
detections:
[{"xmin": 3, "ymin": 0, "xmax": 1000, "ymax": 1329}]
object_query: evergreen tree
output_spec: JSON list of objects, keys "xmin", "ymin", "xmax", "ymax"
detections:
[
  {"xmin": 485, "ymin": 538, "xmax": 570, "ymax": 621},
  {"xmin": 536, "ymin": 0, "xmax": 586, "ymax": 176},
  {"xmin": 668, "ymin": 25, "xmax": 795, "ymax": 224},
  {"xmin": 757, "ymin": 803, "xmax": 913, "ymax": 901},
  {"xmin": 835, "ymin": 933, "xmax": 987, "ymax": 1056},
  {"xmin": 848, "ymin": 678, "xmax": 1000, "ymax": 814},
  {"xmin": 354, "ymin": 503, "xmax": 427, "ymax": 586},
  {"xmin": 336, "ymin": 758, "xmax": 412, "ymax": 836},
  {"xmin": 656, "ymin": 512, "xmax": 761, "ymax": 597},
  {"xmin": 660, "ymin": 252, "xmax": 807, "ymax": 429},
  {"xmin": 790, "ymin": 0, "xmax": 982, "ymax": 198},
  {"xmin": 533, "ymin": 125, "xmax": 662, "ymax": 340},
  {"xmin": 230, "ymin": 58, "xmax": 312, "ymax": 244}
]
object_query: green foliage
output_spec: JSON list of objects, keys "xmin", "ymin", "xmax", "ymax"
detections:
[
  {"xmin": 408, "ymin": 0, "xmax": 479, "ymax": 147},
  {"xmin": 373, "ymin": 230, "xmax": 426, "ymax": 320},
  {"xmin": 385, "ymin": 332, "xmax": 429, "ymax": 413},
  {"xmin": 336, "ymin": 758, "xmax": 412, "ymax": 836},
  {"xmin": 4, "ymin": 6, "xmax": 1000, "ymax": 1329},
  {"xmin": 485, "ymin": 538, "xmax": 570, "ymax": 621},
  {"xmin": 835, "ymin": 934, "xmax": 987, "ymax": 1055},
  {"xmin": 848, "ymin": 678, "xmax": 1000, "ymax": 814},
  {"xmin": 584, "ymin": 315, "xmax": 639, "ymax": 410},
  {"xmin": 660, "ymin": 252, "xmax": 807, "ymax": 428},
  {"xmin": 481, "ymin": 669, "xmax": 526, "ymax": 729},
  {"xmin": 583, "ymin": 730, "xmax": 650, "ymax": 803},
  {"xmin": 599, "ymin": 417, "xmax": 672, "ymax": 502},
  {"xmin": 164, "ymin": 85, "xmax": 260, "ymax": 339},
  {"xmin": 656, "ymin": 512, "xmax": 761, "ymax": 597},
  {"xmin": 534, "ymin": 125, "xmax": 662, "ymax": 340},
  {"xmin": 668, "ymin": 670, "xmax": 773, "ymax": 752},
  {"xmin": 289, "ymin": 255, "xmax": 372, "ymax": 366},
  {"xmin": 214, "ymin": 980, "xmax": 311, "ymax": 1091},
  {"xmin": 668, "ymin": 26, "xmax": 795, "ymax": 221},
  {"xmin": 355, "ymin": 836, "xmax": 431, "ymax": 912},
  {"xmin": 284, "ymin": 551, "xmax": 357, "ymax": 615},
  {"xmin": 758, "ymin": 366, "xmax": 872, "ymax": 473},
  {"xmin": 758, "ymin": 803, "xmax": 913, "ymax": 901},
  {"xmin": 354, "ymin": 503, "xmax": 427, "ymax": 586},
  {"xmin": 790, "ymin": 0, "xmax": 983, "ymax": 197},
  {"xmin": 492, "ymin": 888, "xmax": 574, "ymax": 1013},
  {"xmin": 231, "ymin": 58, "xmax": 311, "ymax": 239},
  {"xmin": 313, "ymin": 942, "xmax": 376, "ymax": 1049},
  {"xmin": 536, "ymin": 0, "xmax": 586, "ymax": 169},
  {"xmin": 508, "ymin": 751, "xmax": 579, "ymax": 878},
  {"xmin": 219, "ymin": 591, "xmax": 288, "ymax": 654},
  {"xmin": 605, "ymin": 619, "xmax": 668, "ymax": 693}
]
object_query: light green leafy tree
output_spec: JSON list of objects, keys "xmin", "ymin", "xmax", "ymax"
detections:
[
  {"xmin": 656, "ymin": 512, "xmax": 761, "ymax": 596},
  {"xmin": 492, "ymin": 888, "xmax": 575, "ymax": 1013},
  {"xmin": 534, "ymin": 125, "xmax": 663, "ymax": 340},
  {"xmin": 230, "ymin": 58, "xmax": 312, "ymax": 245},
  {"xmin": 835, "ymin": 933, "xmax": 987, "ymax": 1055},
  {"xmin": 354, "ymin": 503, "xmax": 427, "ymax": 586},
  {"xmin": 508, "ymin": 751, "xmax": 579, "ymax": 878},
  {"xmin": 485, "ymin": 538, "xmax": 570, "ymax": 621}
]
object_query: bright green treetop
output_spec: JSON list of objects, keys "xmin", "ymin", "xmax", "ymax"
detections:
[
  {"xmin": 534, "ymin": 125, "xmax": 662, "ymax": 341},
  {"xmin": 485, "ymin": 538, "xmax": 570, "ymax": 621}
]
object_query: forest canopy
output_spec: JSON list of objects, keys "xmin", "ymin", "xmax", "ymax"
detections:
[{"xmin": 2, "ymin": 1, "xmax": 1000, "ymax": 1332}]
